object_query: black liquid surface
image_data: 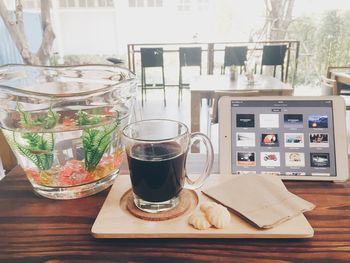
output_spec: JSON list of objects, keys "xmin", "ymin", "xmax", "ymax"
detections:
[{"xmin": 127, "ymin": 142, "xmax": 186, "ymax": 202}]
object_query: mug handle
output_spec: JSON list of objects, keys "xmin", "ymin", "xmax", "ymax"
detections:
[{"xmin": 185, "ymin": 132, "xmax": 214, "ymax": 189}]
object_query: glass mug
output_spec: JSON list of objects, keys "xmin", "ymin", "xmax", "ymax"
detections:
[{"xmin": 122, "ymin": 119, "xmax": 214, "ymax": 213}]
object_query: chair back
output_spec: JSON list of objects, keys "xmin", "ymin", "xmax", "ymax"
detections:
[
  {"xmin": 224, "ymin": 46, "xmax": 248, "ymax": 67},
  {"xmin": 211, "ymin": 90, "xmax": 261, "ymax": 124},
  {"xmin": 179, "ymin": 47, "xmax": 202, "ymax": 67},
  {"xmin": 261, "ymin": 45, "xmax": 287, "ymax": 66},
  {"xmin": 140, "ymin": 48, "xmax": 164, "ymax": 68}
]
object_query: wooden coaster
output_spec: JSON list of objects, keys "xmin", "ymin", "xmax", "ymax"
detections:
[{"xmin": 120, "ymin": 189, "xmax": 198, "ymax": 221}]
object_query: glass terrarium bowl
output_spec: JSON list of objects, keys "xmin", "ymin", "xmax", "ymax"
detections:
[{"xmin": 0, "ymin": 64, "xmax": 137, "ymax": 199}]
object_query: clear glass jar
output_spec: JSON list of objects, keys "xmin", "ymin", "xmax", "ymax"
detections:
[{"xmin": 0, "ymin": 64, "xmax": 137, "ymax": 199}]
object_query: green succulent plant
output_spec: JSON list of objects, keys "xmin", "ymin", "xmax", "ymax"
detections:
[
  {"xmin": 12, "ymin": 103, "xmax": 119, "ymax": 173},
  {"xmin": 6, "ymin": 103, "xmax": 58, "ymax": 171},
  {"xmin": 75, "ymin": 110, "xmax": 102, "ymax": 126},
  {"xmin": 17, "ymin": 104, "xmax": 60, "ymax": 130},
  {"xmin": 81, "ymin": 120, "xmax": 120, "ymax": 172},
  {"xmin": 5, "ymin": 131, "xmax": 55, "ymax": 171}
]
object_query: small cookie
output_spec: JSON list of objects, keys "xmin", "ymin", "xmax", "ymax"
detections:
[
  {"xmin": 200, "ymin": 202, "xmax": 219, "ymax": 213},
  {"xmin": 188, "ymin": 212, "xmax": 211, "ymax": 230},
  {"xmin": 205, "ymin": 206, "xmax": 231, "ymax": 229}
]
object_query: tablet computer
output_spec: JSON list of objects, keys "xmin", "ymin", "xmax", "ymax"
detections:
[{"xmin": 219, "ymin": 96, "xmax": 349, "ymax": 182}]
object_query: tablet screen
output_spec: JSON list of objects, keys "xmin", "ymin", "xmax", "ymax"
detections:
[{"xmin": 231, "ymin": 100, "xmax": 336, "ymax": 176}]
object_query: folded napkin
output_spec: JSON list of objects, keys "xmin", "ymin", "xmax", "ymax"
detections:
[{"xmin": 202, "ymin": 174, "xmax": 315, "ymax": 229}]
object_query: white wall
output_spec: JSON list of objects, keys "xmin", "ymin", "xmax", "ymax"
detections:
[
  {"xmin": 55, "ymin": 1, "xmax": 217, "ymax": 59},
  {"xmin": 53, "ymin": 0, "xmax": 264, "ymax": 59},
  {"xmin": 59, "ymin": 10, "xmax": 118, "ymax": 55}
]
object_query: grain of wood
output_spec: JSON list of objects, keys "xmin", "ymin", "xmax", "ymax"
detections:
[{"xmin": 0, "ymin": 164, "xmax": 349, "ymax": 262}]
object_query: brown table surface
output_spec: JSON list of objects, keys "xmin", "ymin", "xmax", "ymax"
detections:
[{"xmin": 0, "ymin": 155, "xmax": 349, "ymax": 262}]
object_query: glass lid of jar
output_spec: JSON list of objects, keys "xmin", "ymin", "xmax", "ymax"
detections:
[{"xmin": 0, "ymin": 64, "xmax": 135, "ymax": 97}]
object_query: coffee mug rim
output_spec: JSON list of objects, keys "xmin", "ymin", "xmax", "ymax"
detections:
[{"xmin": 122, "ymin": 118, "xmax": 189, "ymax": 142}]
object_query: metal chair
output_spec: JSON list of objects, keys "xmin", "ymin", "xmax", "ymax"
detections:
[
  {"xmin": 260, "ymin": 45, "xmax": 287, "ymax": 81},
  {"xmin": 140, "ymin": 48, "xmax": 166, "ymax": 106},
  {"xmin": 179, "ymin": 47, "xmax": 202, "ymax": 105},
  {"xmin": 221, "ymin": 46, "xmax": 248, "ymax": 74}
]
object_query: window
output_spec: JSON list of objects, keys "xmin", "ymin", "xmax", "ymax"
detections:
[
  {"xmin": 129, "ymin": 0, "xmax": 136, "ymax": 7},
  {"xmin": 22, "ymin": 0, "xmax": 43, "ymax": 9},
  {"xmin": 137, "ymin": 0, "xmax": 144, "ymax": 7},
  {"xmin": 98, "ymin": 0, "xmax": 114, "ymax": 7},
  {"xmin": 87, "ymin": 0, "xmax": 95, "ymax": 7},
  {"xmin": 155, "ymin": 0, "xmax": 162, "ymax": 7},
  {"xmin": 60, "ymin": 0, "xmax": 114, "ymax": 8},
  {"xmin": 67, "ymin": 0, "xmax": 76, "ymax": 7},
  {"xmin": 129, "ymin": 0, "xmax": 162, "ymax": 8},
  {"xmin": 59, "ymin": 0, "xmax": 76, "ymax": 8},
  {"xmin": 148, "ymin": 0, "xmax": 155, "ymax": 7},
  {"xmin": 79, "ymin": 0, "xmax": 87, "ymax": 7},
  {"xmin": 59, "ymin": 0, "xmax": 68, "ymax": 8},
  {"xmin": 178, "ymin": 0, "xmax": 190, "ymax": 11},
  {"xmin": 197, "ymin": 0, "xmax": 208, "ymax": 11}
]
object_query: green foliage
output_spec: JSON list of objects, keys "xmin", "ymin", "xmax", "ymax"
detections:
[
  {"xmin": 287, "ymin": 10, "xmax": 350, "ymax": 84},
  {"xmin": 17, "ymin": 104, "xmax": 43, "ymax": 128},
  {"xmin": 12, "ymin": 132, "xmax": 54, "ymax": 171},
  {"xmin": 44, "ymin": 107, "xmax": 60, "ymax": 129},
  {"xmin": 17, "ymin": 104, "xmax": 60, "ymax": 130},
  {"xmin": 316, "ymin": 11, "xmax": 343, "ymax": 73},
  {"xmin": 82, "ymin": 120, "xmax": 119, "ymax": 172},
  {"xmin": 12, "ymin": 103, "xmax": 57, "ymax": 170},
  {"xmin": 75, "ymin": 110, "xmax": 102, "ymax": 126}
]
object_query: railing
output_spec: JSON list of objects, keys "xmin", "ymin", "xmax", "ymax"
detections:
[{"xmin": 127, "ymin": 40, "xmax": 300, "ymax": 85}]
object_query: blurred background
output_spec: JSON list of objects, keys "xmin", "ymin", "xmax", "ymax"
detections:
[{"xmin": 1, "ymin": 0, "xmax": 349, "ymax": 87}]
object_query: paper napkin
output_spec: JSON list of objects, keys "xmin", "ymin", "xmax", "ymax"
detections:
[{"xmin": 202, "ymin": 174, "xmax": 315, "ymax": 229}]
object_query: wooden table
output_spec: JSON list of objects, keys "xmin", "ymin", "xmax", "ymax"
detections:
[
  {"xmin": 0, "ymin": 155, "xmax": 349, "ymax": 262},
  {"xmin": 190, "ymin": 75, "xmax": 293, "ymax": 135},
  {"xmin": 190, "ymin": 75, "xmax": 293, "ymax": 152},
  {"xmin": 331, "ymin": 72, "xmax": 350, "ymax": 95}
]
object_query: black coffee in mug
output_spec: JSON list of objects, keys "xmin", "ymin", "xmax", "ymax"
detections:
[
  {"xmin": 122, "ymin": 119, "xmax": 213, "ymax": 213},
  {"xmin": 127, "ymin": 142, "xmax": 187, "ymax": 202}
]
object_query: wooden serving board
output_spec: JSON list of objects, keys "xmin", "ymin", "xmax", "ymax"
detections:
[{"xmin": 91, "ymin": 174, "xmax": 314, "ymax": 238}]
